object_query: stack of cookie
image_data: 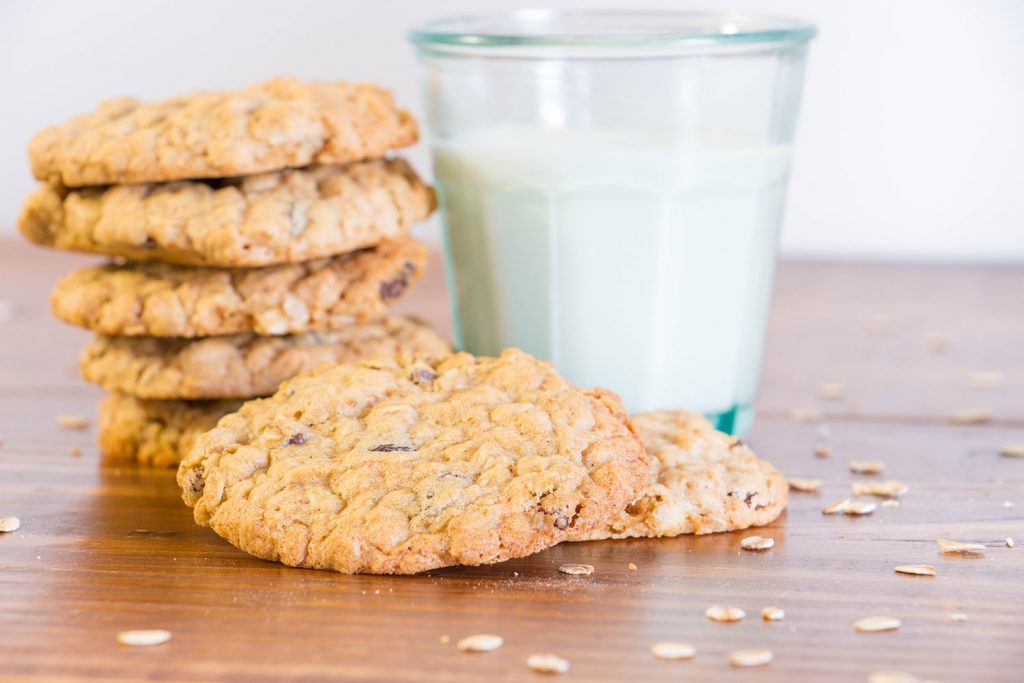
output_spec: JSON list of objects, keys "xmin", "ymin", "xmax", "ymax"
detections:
[{"xmin": 19, "ymin": 77, "xmax": 451, "ymax": 466}]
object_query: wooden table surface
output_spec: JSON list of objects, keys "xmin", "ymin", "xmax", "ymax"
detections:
[{"xmin": 1, "ymin": 237, "xmax": 1021, "ymax": 682}]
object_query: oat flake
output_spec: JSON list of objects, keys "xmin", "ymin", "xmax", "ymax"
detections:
[
  {"xmin": 729, "ymin": 648, "xmax": 773, "ymax": 667},
  {"xmin": 116, "ymin": 630, "xmax": 171, "ymax": 646},
  {"xmin": 705, "ymin": 605, "xmax": 746, "ymax": 623},
  {"xmin": 740, "ymin": 536, "xmax": 774, "ymax": 551},
  {"xmin": 650, "ymin": 642, "xmax": 696, "ymax": 660},
  {"xmin": 854, "ymin": 616, "xmax": 901, "ymax": 633},
  {"xmin": 526, "ymin": 653, "xmax": 569, "ymax": 674},
  {"xmin": 457, "ymin": 634, "xmax": 503, "ymax": 652},
  {"xmin": 558, "ymin": 563, "xmax": 594, "ymax": 576}
]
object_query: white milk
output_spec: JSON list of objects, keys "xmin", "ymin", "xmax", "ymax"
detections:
[{"xmin": 434, "ymin": 127, "xmax": 792, "ymax": 433}]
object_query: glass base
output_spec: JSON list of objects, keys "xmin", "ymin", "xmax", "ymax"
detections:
[{"xmin": 706, "ymin": 403, "xmax": 755, "ymax": 437}]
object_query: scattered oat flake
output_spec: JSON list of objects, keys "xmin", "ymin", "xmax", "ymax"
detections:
[
  {"xmin": 457, "ymin": 634, "xmax": 503, "ymax": 652},
  {"xmin": 967, "ymin": 371, "xmax": 1004, "ymax": 389},
  {"xmin": 558, "ymin": 563, "xmax": 594, "ymax": 576},
  {"xmin": 926, "ymin": 331, "xmax": 948, "ymax": 352},
  {"xmin": 650, "ymin": 641, "xmax": 696, "ymax": 660},
  {"xmin": 790, "ymin": 407, "xmax": 822, "ymax": 422},
  {"xmin": 56, "ymin": 415, "xmax": 90, "ymax": 430},
  {"xmin": 844, "ymin": 500, "xmax": 877, "ymax": 515},
  {"xmin": 881, "ymin": 499, "xmax": 901, "ymax": 508},
  {"xmin": 819, "ymin": 382, "xmax": 845, "ymax": 400},
  {"xmin": 999, "ymin": 443, "xmax": 1024, "ymax": 458},
  {"xmin": 949, "ymin": 611, "xmax": 968, "ymax": 622},
  {"xmin": 627, "ymin": 562, "xmax": 637, "ymax": 571},
  {"xmin": 116, "ymin": 630, "xmax": 171, "ymax": 646},
  {"xmin": 937, "ymin": 539, "xmax": 985, "ymax": 554},
  {"xmin": 854, "ymin": 616, "xmax": 901, "ymax": 633},
  {"xmin": 0, "ymin": 516, "xmax": 21, "ymax": 533},
  {"xmin": 869, "ymin": 672, "xmax": 923, "ymax": 683},
  {"xmin": 850, "ymin": 459, "xmax": 885, "ymax": 474},
  {"xmin": 762, "ymin": 606, "xmax": 785, "ymax": 621},
  {"xmin": 787, "ymin": 477, "xmax": 822, "ymax": 492},
  {"xmin": 853, "ymin": 480, "xmax": 908, "ymax": 498},
  {"xmin": 949, "ymin": 409, "xmax": 990, "ymax": 425},
  {"xmin": 1007, "ymin": 537, "xmax": 1015, "ymax": 548},
  {"xmin": 526, "ymin": 653, "xmax": 569, "ymax": 674},
  {"xmin": 894, "ymin": 564, "xmax": 935, "ymax": 576},
  {"xmin": 740, "ymin": 536, "xmax": 774, "ymax": 551},
  {"xmin": 706, "ymin": 605, "xmax": 746, "ymax": 623},
  {"xmin": 439, "ymin": 635, "xmax": 450, "ymax": 644},
  {"xmin": 729, "ymin": 648, "xmax": 773, "ymax": 668},
  {"xmin": 822, "ymin": 498, "xmax": 850, "ymax": 515},
  {"xmin": 814, "ymin": 444, "xmax": 832, "ymax": 458}
]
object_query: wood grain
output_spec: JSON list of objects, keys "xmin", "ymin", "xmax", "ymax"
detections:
[{"xmin": 0, "ymin": 238, "xmax": 1021, "ymax": 682}]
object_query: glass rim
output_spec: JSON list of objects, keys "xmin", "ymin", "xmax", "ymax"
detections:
[{"xmin": 408, "ymin": 9, "xmax": 816, "ymax": 50}]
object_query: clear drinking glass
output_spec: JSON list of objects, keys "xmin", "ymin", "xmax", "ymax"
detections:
[{"xmin": 409, "ymin": 10, "xmax": 816, "ymax": 435}]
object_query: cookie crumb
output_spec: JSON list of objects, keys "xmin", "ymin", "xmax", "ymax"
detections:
[
  {"xmin": 116, "ymin": 629, "xmax": 171, "ymax": 646},
  {"xmin": 740, "ymin": 536, "xmax": 774, "ymax": 551},
  {"xmin": 728, "ymin": 648, "xmax": 773, "ymax": 667},
  {"xmin": 650, "ymin": 642, "xmax": 696, "ymax": 660},
  {"xmin": 949, "ymin": 612, "xmax": 968, "ymax": 622},
  {"xmin": 789, "ymin": 407, "xmax": 821, "ymax": 422},
  {"xmin": 526, "ymin": 653, "xmax": 569, "ymax": 674},
  {"xmin": 819, "ymin": 382, "xmax": 845, "ymax": 400},
  {"xmin": 68, "ymin": 447, "xmax": 82, "ymax": 457},
  {"xmin": 558, "ymin": 563, "xmax": 594, "ymax": 576},
  {"xmin": 705, "ymin": 605, "xmax": 746, "ymax": 623},
  {"xmin": 56, "ymin": 415, "xmax": 90, "ymax": 430},
  {"xmin": 787, "ymin": 477, "xmax": 822, "ymax": 492},
  {"xmin": 627, "ymin": 562, "xmax": 637, "ymax": 571},
  {"xmin": 869, "ymin": 672, "xmax": 923, "ymax": 683},
  {"xmin": 1007, "ymin": 537, "xmax": 1015, "ymax": 548},
  {"xmin": 0, "ymin": 516, "xmax": 21, "ymax": 533},
  {"xmin": 999, "ymin": 443, "xmax": 1024, "ymax": 458},
  {"xmin": 844, "ymin": 500, "xmax": 877, "ymax": 516},
  {"xmin": 854, "ymin": 616, "xmax": 901, "ymax": 633},
  {"xmin": 457, "ymin": 634, "xmax": 503, "ymax": 653},
  {"xmin": 853, "ymin": 480, "xmax": 908, "ymax": 498},
  {"xmin": 814, "ymin": 444, "xmax": 832, "ymax": 458},
  {"xmin": 949, "ymin": 409, "xmax": 990, "ymax": 425},
  {"xmin": 822, "ymin": 498, "xmax": 850, "ymax": 515},
  {"xmin": 762, "ymin": 606, "xmax": 785, "ymax": 621},
  {"xmin": 926, "ymin": 331, "xmax": 949, "ymax": 352},
  {"xmin": 937, "ymin": 539, "xmax": 985, "ymax": 554},
  {"xmin": 850, "ymin": 459, "xmax": 884, "ymax": 474},
  {"xmin": 894, "ymin": 564, "xmax": 935, "ymax": 576},
  {"xmin": 966, "ymin": 371, "xmax": 1004, "ymax": 389}
]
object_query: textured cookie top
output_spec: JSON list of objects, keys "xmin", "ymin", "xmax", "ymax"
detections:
[
  {"xmin": 28, "ymin": 77, "xmax": 418, "ymax": 186},
  {"xmin": 177, "ymin": 349, "xmax": 648, "ymax": 574},
  {"xmin": 51, "ymin": 237, "xmax": 426, "ymax": 337},
  {"xmin": 20, "ymin": 159, "xmax": 433, "ymax": 267},
  {"xmin": 81, "ymin": 315, "xmax": 452, "ymax": 400},
  {"xmin": 572, "ymin": 410, "xmax": 787, "ymax": 541}
]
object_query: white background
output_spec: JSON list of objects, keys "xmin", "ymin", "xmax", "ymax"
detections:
[{"xmin": 2, "ymin": 0, "xmax": 1022, "ymax": 261}]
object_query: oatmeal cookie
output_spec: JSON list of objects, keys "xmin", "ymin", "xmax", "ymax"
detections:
[
  {"xmin": 52, "ymin": 237, "xmax": 426, "ymax": 337},
  {"xmin": 571, "ymin": 410, "xmax": 787, "ymax": 540},
  {"xmin": 81, "ymin": 315, "xmax": 451, "ymax": 400},
  {"xmin": 29, "ymin": 77, "xmax": 417, "ymax": 186},
  {"xmin": 20, "ymin": 159, "xmax": 433, "ymax": 267},
  {"xmin": 99, "ymin": 394, "xmax": 241, "ymax": 468},
  {"xmin": 177, "ymin": 349, "xmax": 648, "ymax": 574}
]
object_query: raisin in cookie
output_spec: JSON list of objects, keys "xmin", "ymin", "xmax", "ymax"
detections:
[
  {"xmin": 20, "ymin": 159, "xmax": 433, "ymax": 267},
  {"xmin": 52, "ymin": 237, "xmax": 426, "ymax": 337},
  {"xmin": 571, "ymin": 410, "xmax": 787, "ymax": 541},
  {"xmin": 81, "ymin": 315, "xmax": 451, "ymax": 400},
  {"xmin": 29, "ymin": 77, "xmax": 417, "ymax": 186},
  {"xmin": 178, "ymin": 349, "xmax": 648, "ymax": 574},
  {"xmin": 99, "ymin": 394, "xmax": 241, "ymax": 468}
]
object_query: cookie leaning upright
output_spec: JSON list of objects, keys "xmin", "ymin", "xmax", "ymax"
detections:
[
  {"xmin": 571, "ymin": 410, "xmax": 788, "ymax": 541},
  {"xmin": 177, "ymin": 349, "xmax": 649, "ymax": 575},
  {"xmin": 28, "ymin": 77, "xmax": 418, "ymax": 186}
]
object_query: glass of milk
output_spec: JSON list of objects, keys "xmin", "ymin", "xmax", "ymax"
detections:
[{"xmin": 409, "ymin": 11, "xmax": 816, "ymax": 434}]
